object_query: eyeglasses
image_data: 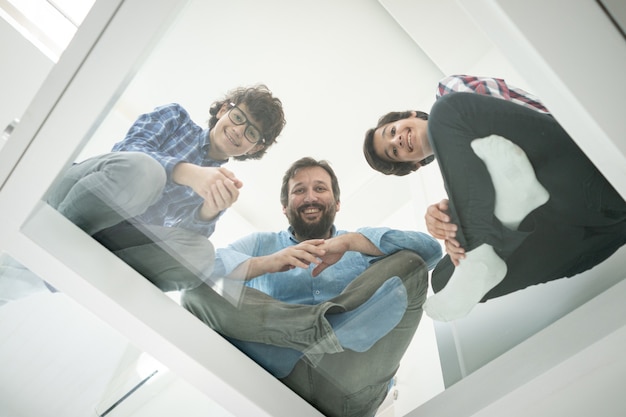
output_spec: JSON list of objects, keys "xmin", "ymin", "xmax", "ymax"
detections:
[{"xmin": 227, "ymin": 103, "xmax": 265, "ymax": 144}]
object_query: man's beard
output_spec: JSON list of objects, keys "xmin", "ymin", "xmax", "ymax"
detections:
[{"xmin": 287, "ymin": 202, "xmax": 336, "ymax": 240}]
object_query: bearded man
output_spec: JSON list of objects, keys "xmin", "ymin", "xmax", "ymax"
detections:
[{"xmin": 181, "ymin": 157, "xmax": 441, "ymax": 417}]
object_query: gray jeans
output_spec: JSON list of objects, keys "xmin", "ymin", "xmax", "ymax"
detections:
[
  {"xmin": 47, "ymin": 152, "xmax": 214, "ymax": 291},
  {"xmin": 47, "ymin": 152, "xmax": 166, "ymax": 234},
  {"xmin": 182, "ymin": 250, "xmax": 428, "ymax": 417}
]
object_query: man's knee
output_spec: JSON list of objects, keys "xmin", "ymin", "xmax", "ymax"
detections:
[
  {"xmin": 180, "ymin": 285, "xmax": 209, "ymax": 317},
  {"xmin": 381, "ymin": 250, "xmax": 427, "ymax": 279},
  {"xmin": 378, "ymin": 250, "xmax": 428, "ymax": 300}
]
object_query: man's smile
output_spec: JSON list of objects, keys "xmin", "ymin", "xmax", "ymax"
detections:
[{"xmin": 300, "ymin": 204, "xmax": 323, "ymax": 219}]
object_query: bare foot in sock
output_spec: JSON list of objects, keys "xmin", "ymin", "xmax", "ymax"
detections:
[
  {"xmin": 423, "ymin": 244, "xmax": 506, "ymax": 321},
  {"xmin": 471, "ymin": 135, "xmax": 549, "ymax": 229}
]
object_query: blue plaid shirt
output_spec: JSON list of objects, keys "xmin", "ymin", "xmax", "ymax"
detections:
[
  {"xmin": 213, "ymin": 226, "xmax": 442, "ymax": 305},
  {"xmin": 112, "ymin": 103, "xmax": 226, "ymax": 237}
]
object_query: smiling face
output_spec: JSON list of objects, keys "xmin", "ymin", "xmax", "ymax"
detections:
[
  {"xmin": 372, "ymin": 114, "xmax": 432, "ymax": 166},
  {"xmin": 208, "ymin": 102, "xmax": 265, "ymax": 160},
  {"xmin": 283, "ymin": 166, "xmax": 340, "ymax": 240}
]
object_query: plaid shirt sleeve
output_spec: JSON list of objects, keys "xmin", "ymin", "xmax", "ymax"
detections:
[
  {"xmin": 112, "ymin": 103, "xmax": 192, "ymax": 177},
  {"xmin": 436, "ymin": 74, "xmax": 550, "ymax": 114}
]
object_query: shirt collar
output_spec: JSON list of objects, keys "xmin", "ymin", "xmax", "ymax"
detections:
[
  {"xmin": 203, "ymin": 128, "xmax": 228, "ymax": 165},
  {"xmin": 286, "ymin": 225, "xmax": 338, "ymax": 243}
]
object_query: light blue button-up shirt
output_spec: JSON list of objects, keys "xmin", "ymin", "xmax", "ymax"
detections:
[{"xmin": 212, "ymin": 226, "xmax": 442, "ymax": 304}]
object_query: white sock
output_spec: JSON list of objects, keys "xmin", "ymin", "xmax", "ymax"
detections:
[
  {"xmin": 471, "ymin": 135, "xmax": 549, "ymax": 229},
  {"xmin": 423, "ymin": 244, "xmax": 506, "ymax": 321}
]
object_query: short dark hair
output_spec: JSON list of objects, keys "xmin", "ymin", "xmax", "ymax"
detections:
[
  {"xmin": 280, "ymin": 157, "xmax": 341, "ymax": 207},
  {"xmin": 208, "ymin": 84, "xmax": 286, "ymax": 161},
  {"xmin": 363, "ymin": 110, "xmax": 432, "ymax": 176}
]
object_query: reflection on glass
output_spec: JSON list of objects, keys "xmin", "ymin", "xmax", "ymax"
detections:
[
  {"xmin": 0, "ymin": 252, "xmax": 234, "ymax": 417},
  {"xmin": 39, "ymin": 0, "xmax": 449, "ymax": 415},
  {"xmin": 179, "ymin": 157, "xmax": 439, "ymax": 417},
  {"xmin": 0, "ymin": 252, "xmax": 54, "ymax": 306},
  {"xmin": 95, "ymin": 353, "xmax": 169, "ymax": 417},
  {"xmin": 4, "ymin": 0, "xmax": 625, "ymax": 415},
  {"xmin": 45, "ymin": 84, "xmax": 286, "ymax": 294},
  {"xmin": 364, "ymin": 74, "xmax": 626, "ymax": 322}
]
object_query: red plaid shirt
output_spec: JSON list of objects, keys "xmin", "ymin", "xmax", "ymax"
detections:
[{"xmin": 436, "ymin": 75, "xmax": 550, "ymax": 114}]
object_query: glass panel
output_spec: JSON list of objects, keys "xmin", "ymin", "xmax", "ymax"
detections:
[
  {"xmin": 40, "ymin": 0, "xmax": 446, "ymax": 415},
  {"xmin": 20, "ymin": 0, "xmax": 626, "ymax": 416},
  {"xmin": 0, "ymin": 252, "xmax": 234, "ymax": 417}
]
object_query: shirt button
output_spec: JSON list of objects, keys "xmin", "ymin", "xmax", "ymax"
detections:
[{"xmin": 315, "ymin": 290, "xmax": 320, "ymax": 295}]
